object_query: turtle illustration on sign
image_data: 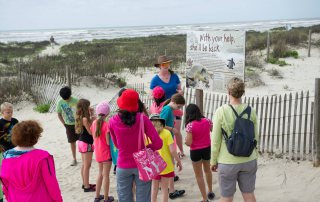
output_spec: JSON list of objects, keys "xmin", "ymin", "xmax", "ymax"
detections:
[
  {"xmin": 186, "ymin": 64, "xmax": 211, "ymax": 88},
  {"xmin": 227, "ymin": 58, "xmax": 235, "ymax": 69}
]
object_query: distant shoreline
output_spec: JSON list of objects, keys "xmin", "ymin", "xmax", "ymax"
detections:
[{"xmin": 1, "ymin": 18, "xmax": 320, "ymax": 43}]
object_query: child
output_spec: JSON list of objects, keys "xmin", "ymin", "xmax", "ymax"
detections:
[
  {"xmin": 90, "ymin": 101, "xmax": 114, "ymax": 202},
  {"xmin": 150, "ymin": 86, "xmax": 166, "ymax": 115},
  {"xmin": 56, "ymin": 86, "xmax": 79, "ymax": 166},
  {"xmin": 0, "ymin": 120, "xmax": 62, "ymax": 202},
  {"xmin": 159, "ymin": 93, "xmax": 186, "ymax": 199},
  {"xmin": 0, "ymin": 102, "xmax": 18, "ymax": 202},
  {"xmin": 0, "ymin": 102, "xmax": 19, "ymax": 152},
  {"xmin": 184, "ymin": 104, "xmax": 215, "ymax": 202},
  {"xmin": 150, "ymin": 114, "xmax": 183, "ymax": 202},
  {"xmin": 75, "ymin": 99, "xmax": 95, "ymax": 192}
]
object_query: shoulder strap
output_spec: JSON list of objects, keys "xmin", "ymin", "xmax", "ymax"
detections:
[
  {"xmin": 137, "ymin": 113, "xmax": 146, "ymax": 150},
  {"xmin": 221, "ymin": 128, "xmax": 229, "ymax": 141},
  {"xmin": 239, "ymin": 106, "xmax": 251, "ymax": 119},
  {"xmin": 228, "ymin": 104, "xmax": 239, "ymax": 118},
  {"xmin": 229, "ymin": 104, "xmax": 251, "ymax": 119}
]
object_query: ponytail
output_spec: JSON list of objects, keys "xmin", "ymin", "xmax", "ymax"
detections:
[{"xmin": 95, "ymin": 115, "xmax": 104, "ymax": 137}]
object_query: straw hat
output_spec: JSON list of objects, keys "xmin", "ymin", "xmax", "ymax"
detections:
[{"xmin": 154, "ymin": 55, "xmax": 172, "ymax": 67}]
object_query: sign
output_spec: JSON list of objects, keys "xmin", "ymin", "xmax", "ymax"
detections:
[{"xmin": 186, "ymin": 31, "xmax": 245, "ymax": 92}]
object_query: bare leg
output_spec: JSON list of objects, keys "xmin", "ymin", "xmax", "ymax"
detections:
[
  {"xmin": 151, "ymin": 180, "xmax": 159, "ymax": 202},
  {"xmin": 242, "ymin": 192, "xmax": 256, "ymax": 202},
  {"xmin": 102, "ymin": 162, "xmax": 112, "ymax": 200},
  {"xmin": 70, "ymin": 142, "xmax": 77, "ymax": 160},
  {"xmin": 203, "ymin": 160, "xmax": 213, "ymax": 193},
  {"xmin": 81, "ymin": 153, "xmax": 85, "ymax": 185},
  {"xmin": 169, "ymin": 177, "xmax": 175, "ymax": 193},
  {"xmin": 83, "ymin": 152, "xmax": 93, "ymax": 188},
  {"xmin": 160, "ymin": 177, "xmax": 170, "ymax": 202},
  {"xmin": 221, "ymin": 196, "xmax": 234, "ymax": 202},
  {"xmin": 192, "ymin": 161, "xmax": 207, "ymax": 201},
  {"xmin": 174, "ymin": 119, "xmax": 184, "ymax": 155},
  {"xmin": 95, "ymin": 163, "xmax": 103, "ymax": 198}
]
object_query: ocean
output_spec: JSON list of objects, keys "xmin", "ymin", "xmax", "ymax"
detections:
[{"xmin": 0, "ymin": 18, "xmax": 320, "ymax": 43}]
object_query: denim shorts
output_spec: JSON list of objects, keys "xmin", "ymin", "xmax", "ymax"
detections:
[{"xmin": 218, "ymin": 160, "xmax": 257, "ymax": 197}]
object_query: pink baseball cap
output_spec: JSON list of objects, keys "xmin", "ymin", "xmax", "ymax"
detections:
[
  {"xmin": 96, "ymin": 101, "xmax": 110, "ymax": 115},
  {"xmin": 152, "ymin": 86, "xmax": 165, "ymax": 99}
]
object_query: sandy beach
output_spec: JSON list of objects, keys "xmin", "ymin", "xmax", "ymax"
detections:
[{"xmin": 7, "ymin": 40, "xmax": 320, "ymax": 202}]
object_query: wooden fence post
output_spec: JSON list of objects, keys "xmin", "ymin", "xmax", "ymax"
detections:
[
  {"xmin": 266, "ymin": 31, "xmax": 270, "ymax": 62},
  {"xmin": 314, "ymin": 78, "xmax": 320, "ymax": 167},
  {"xmin": 66, "ymin": 65, "xmax": 71, "ymax": 89},
  {"xmin": 308, "ymin": 29, "xmax": 312, "ymax": 57},
  {"xmin": 195, "ymin": 89, "xmax": 204, "ymax": 115}
]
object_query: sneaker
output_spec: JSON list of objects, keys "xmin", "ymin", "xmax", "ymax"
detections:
[
  {"xmin": 169, "ymin": 190, "xmax": 185, "ymax": 199},
  {"xmin": 70, "ymin": 160, "xmax": 77, "ymax": 166},
  {"xmin": 207, "ymin": 192, "xmax": 215, "ymax": 200}
]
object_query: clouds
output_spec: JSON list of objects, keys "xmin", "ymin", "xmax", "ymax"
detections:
[{"xmin": 0, "ymin": 0, "xmax": 319, "ymax": 30}]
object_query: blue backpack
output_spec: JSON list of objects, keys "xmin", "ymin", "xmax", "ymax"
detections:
[{"xmin": 221, "ymin": 105, "xmax": 257, "ymax": 157}]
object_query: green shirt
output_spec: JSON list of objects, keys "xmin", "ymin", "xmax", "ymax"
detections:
[
  {"xmin": 56, "ymin": 97, "xmax": 78, "ymax": 125},
  {"xmin": 211, "ymin": 104, "xmax": 259, "ymax": 165}
]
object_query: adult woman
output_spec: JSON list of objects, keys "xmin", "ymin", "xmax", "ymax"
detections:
[
  {"xmin": 150, "ymin": 55, "xmax": 185, "ymax": 157},
  {"xmin": 210, "ymin": 77, "xmax": 258, "ymax": 202},
  {"xmin": 108, "ymin": 89, "xmax": 163, "ymax": 202}
]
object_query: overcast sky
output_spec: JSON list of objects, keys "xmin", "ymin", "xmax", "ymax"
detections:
[{"xmin": 0, "ymin": 0, "xmax": 319, "ymax": 31}]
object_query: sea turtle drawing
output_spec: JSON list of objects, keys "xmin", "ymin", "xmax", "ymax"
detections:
[
  {"xmin": 227, "ymin": 58, "xmax": 235, "ymax": 69},
  {"xmin": 186, "ymin": 64, "xmax": 210, "ymax": 88}
]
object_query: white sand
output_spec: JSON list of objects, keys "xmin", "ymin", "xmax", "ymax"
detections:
[{"xmin": 5, "ymin": 43, "xmax": 320, "ymax": 201}]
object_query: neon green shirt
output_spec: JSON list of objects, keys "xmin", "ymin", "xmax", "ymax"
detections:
[
  {"xmin": 211, "ymin": 104, "xmax": 259, "ymax": 165},
  {"xmin": 56, "ymin": 97, "xmax": 78, "ymax": 125}
]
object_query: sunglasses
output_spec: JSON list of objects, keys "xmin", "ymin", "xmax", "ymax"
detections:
[{"xmin": 161, "ymin": 63, "xmax": 171, "ymax": 67}]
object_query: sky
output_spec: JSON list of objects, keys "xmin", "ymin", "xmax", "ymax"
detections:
[{"xmin": 0, "ymin": 0, "xmax": 319, "ymax": 31}]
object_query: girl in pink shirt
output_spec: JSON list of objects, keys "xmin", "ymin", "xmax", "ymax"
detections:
[
  {"xmin": 149, "ymin": 86, "xmax": 166, "ymax": 114},
  {"xmin": 108, "ymin": 89, "xmax": 162, "ymax": 202},
  {"xmin": 90, "ymin": 101, "xmax": 114, "ymax": 202},
  {"xmin": 184, "ymin": 104, "xmax": 215, "ymax": 202}
]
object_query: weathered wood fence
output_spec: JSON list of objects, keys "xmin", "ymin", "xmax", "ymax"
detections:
[
  {"xmin": 18, "ymin": 71, "xmax": 317, "ymax": 162},
  {"xmin": 19, "ymin": 72, "xmax": 83, "ymax": 112},
  {"xmin": 140, "ymin": 86, "xmax": 315, "ymax": 161}
]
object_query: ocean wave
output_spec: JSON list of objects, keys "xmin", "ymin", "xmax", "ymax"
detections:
[{"xmin": 0, "ymin": 19, "xmax": 319, "ymax": 43}]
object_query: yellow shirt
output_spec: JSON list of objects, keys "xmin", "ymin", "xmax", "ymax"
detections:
[{"xmin": 158, "ymin": 129, "xmax": 174, "ymax": 175}]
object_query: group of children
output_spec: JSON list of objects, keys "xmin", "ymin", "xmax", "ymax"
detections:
[{"xmin": 0, "ymin": 84, "xmax": 216, "ymax": 202}]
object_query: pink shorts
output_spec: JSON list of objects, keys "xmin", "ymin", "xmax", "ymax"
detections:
[
  {"xmin": 78, "ymin": 141, "xmax": 94, "ymax": 153},
  {"xmin": 153, "ymin": 171, "xmax": 175, "ymax": 180}
]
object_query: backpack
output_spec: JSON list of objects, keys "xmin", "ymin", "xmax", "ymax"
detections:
[{"xmin": 221, "ymin": 104, "xmax": 257, "ymax": 157}]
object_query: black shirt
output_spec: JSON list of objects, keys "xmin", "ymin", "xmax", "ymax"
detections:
[
  {"xmin": 0, "ymin": 118, "xmax": 19, "ymax": 151},
  {"xmin": 78, "ymin": 126, "xmax": 93, "ymax": 144}
]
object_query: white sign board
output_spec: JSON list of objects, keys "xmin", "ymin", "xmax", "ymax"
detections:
[{"xmin": 186, "ymin": 31, "xmax": 245, "ymax": 93}]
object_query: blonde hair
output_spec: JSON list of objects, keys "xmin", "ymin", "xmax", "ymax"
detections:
[
  {"xmin": 75, "ymin": 99, "xmax": 91, "ymax": 134},
  {"xmin": 1, "ymin": 102, "xmax": 13, "ymax": 112},
  {"xmin": 227, "ymin": 77, "xmax": 245, "ymax": 99},
  {"xmin": 151, "ymin": 120, "xmax": 164, "ymax": 134}
]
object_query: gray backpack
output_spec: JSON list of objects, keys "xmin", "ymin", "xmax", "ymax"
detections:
[{"xmin": 221, "ymin": 105, "xmax": 257, "ymax": 157}]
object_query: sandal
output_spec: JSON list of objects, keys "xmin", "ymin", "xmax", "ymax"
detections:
[
  {"xmin": 207, "ymin": 192, "xmax": 215, "ymax": 200},
  {"xmin": 174, "ymin": 175, "xmax": 179, "ymax": 182},
  {"xmin": 169, "ymin": 190, "xmax": 185, "ymax": 199},
  {"xmin": 84, "ymin": 185, "xmax": 96, "ymax": 192},
  {"xmin": 94, "ymin": 195, "xmax": 104, "ymax": 202},
  {"xmin": 82, "ymin": 184, "xmax": 96, "ymax": 189},
  {"xmin": 178, "ymin": 152, "xmax": 185, "ymax": 159},
  {"xmin": 104, "ymin": 196, "xmax": 114, "ymax": 202}
]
